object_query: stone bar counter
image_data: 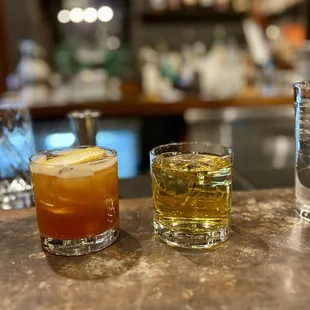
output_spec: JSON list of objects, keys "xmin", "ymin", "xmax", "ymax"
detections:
[{"xmin": 0, "ymin": 188, "xmax": 309, "ymax": 310}]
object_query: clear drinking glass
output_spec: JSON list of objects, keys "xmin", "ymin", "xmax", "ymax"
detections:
[
  {"xmin": 29, "ymin": 147, "xmax": 119, "ymax": 256},
  {"xmin": 0, "ymin": 102, "xmax": 35, "ymax": 210},
  {"xmin": 150, "ymin": 142, "xmax": 233, "ymax": 249},
  {"xmin": 294, "ymin": 82, "xmax": 310, "ymax": 220},
  {"xmin": 296, "ymin": 44, "xmax": 310, "ymax": 81}
]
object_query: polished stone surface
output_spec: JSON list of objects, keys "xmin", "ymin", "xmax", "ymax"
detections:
[{"xmin": 0, "ymin": 188, "xmax": 309, "ymax": 310}]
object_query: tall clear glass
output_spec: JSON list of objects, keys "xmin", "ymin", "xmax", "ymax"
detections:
[
  {"xmin": 29, "ymin": 147, "xmax": 119, "ymax": 256},
  {"xmin": 296, "ymin": 44, "xmax": 310, "ymax": 81},
  {"xmin": 0, "ymin": 102, "xmax": 35, "ymax": 210},
  {"xmin": 150, "ymin": 142, "xmax": 233, "ymax": 249},
  {"xmin": 294, "ymin": 82, "xmax": 310, "ymax": 219}
]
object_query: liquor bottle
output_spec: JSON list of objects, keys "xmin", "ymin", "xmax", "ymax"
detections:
[
  {"xmin": 141, "ymin": 48, "xmax": 161, "ymax": 101},
  {"xmin": 17, "ymin": 40, "xmax": 51, "ymax": 105},
  {"xmin": 178, "ymin": 44, "xmax": 195, "ymax": 91},
  {"xmin": 242, "ymin": 19, "xmax": 271, "ymax": 67}
]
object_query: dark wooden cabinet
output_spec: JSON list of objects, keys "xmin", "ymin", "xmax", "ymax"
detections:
[{"xmin": 0, "ymin": 0, "xmax": 10, "ymax": 94}]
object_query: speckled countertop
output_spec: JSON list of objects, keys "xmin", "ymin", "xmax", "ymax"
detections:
[{"xmin": 0, "ymin": 188, "xmax": 309, "ymax": 310}]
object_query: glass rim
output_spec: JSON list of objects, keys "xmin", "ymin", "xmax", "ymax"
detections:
[
  {"xmin": 29, "ymin": 146, "xmax": 117, "ymax": 167},
  {"xmin": 150, "ymin": 142, "xmax": 233, "ymax": 158},
  {"xmin": 294, "ymin": 81, "xmax": 310, "ymax": 90}
]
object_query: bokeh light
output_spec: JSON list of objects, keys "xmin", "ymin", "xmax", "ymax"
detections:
[
  {"xmin": 69, "ymin": 8, "xmax": 84, "ymax": 23},
  {"xmin": 57, "ymin": 10, "xmax": 70, "ymax": 24},
  {"xmin": 107, "ymin": 36, "xmax": 121, "ymax": 50},
  {"xmin": 98, "ymin": 6, "xmax": 114, "ymax": 23},
  {"xmin": 84, "ymin": 7, "xmax": 98, "ymax": 23},
  {"xmin": 266, "ymin": 25, "xmax": 281, "ymax": 40}
]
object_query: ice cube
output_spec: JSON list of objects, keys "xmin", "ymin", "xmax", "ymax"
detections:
[{"xmin": 58, "ymin": 166, "xmax": 92, "ymax": 179}]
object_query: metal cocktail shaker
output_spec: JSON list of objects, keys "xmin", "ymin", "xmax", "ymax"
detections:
[{"xmin": 68, "ymin": 110, "xmax": 101, "ymax": 146}]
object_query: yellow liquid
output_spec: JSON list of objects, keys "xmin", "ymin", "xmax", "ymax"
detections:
[{"xmin": 151, "ymin": 153, "xmax": 232, "ymax": 235}]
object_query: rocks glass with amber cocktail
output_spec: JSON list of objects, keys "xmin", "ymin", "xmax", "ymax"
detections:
[{"xmin": 29, "ymin": 146, "xmax": 119, "ymax": 256}]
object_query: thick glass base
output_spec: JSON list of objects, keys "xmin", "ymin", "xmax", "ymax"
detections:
[
  {"xmin": 0, "ymin": 190, "xmax": 33, "ymax": 210},
  {"xmin": 153, "ymin": 219, "xmax": 229, "ymax": 249},
  {"xmin": 0, "ymin": 177, "xmax": 33, "ymax": 210},
  {"xmin": 41, "ymin": 227, "xmax": 119, "ymax": 256},
  {"xmin": 296, "ymin": 203, "xmax": 310, "ymax": 222}
]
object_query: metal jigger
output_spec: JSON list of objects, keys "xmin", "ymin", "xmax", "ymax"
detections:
[{"xmin": 68, "ymin": 110, "xmax": 101, "ymax": 146}]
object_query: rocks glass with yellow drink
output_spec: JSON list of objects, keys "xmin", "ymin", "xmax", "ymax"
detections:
[
  {"xmin": 150, "ymin": 143, "xmax": 233, "ymax": 249},
  {"xmin": 29, "ymin": 146, "xmax": 119, "ymax": 256}
]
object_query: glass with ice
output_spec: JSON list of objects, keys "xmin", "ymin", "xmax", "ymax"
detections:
[
  {"xmin": 150, "ymin": 143, "xmax": 233, "ymax": 249},
  {"xmin": 29, "ymin": 147, "xmax": 119, "ymax": 256}
]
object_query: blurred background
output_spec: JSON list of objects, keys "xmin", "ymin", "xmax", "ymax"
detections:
[{"xmin": 0, "ymin": 0, "xmax": 309, "ymax": 196}]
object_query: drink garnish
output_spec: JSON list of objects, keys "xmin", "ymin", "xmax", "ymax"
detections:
[{"xmin": 41, "ymin": 147, "xmax": 106, "ymax": 166}]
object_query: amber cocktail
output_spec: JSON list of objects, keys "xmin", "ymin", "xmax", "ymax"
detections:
[{"xmin": 29, "ymin": 147, "xmax": 119, "ymax": 256}]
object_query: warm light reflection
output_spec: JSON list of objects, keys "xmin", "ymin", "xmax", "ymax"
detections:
[
  {"xmin": 83, "ymin": 7, "xmax": 98, "ymax": 23},
  {"xmin": 98, "ymin": 6, "xmax": 114, "ymax": 22},
  {"xmin": 57, "ymin": 9, "xmax": 70, "ymax": 24}
]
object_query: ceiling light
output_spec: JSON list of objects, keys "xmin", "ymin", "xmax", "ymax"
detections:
[
  {"xmin": 98, "ymin": 6, "xmax": 114, "ymax": 23},
  {"xmin": 57, "ymin": 10, "xmax": 70, "ymax": 24},
  {"xmin": 69, "ymin": 8, "xmax": 84, "ymax": 23},
  {"xmin": 84, "ymin": 7, "xmax": 98, "ymax": 23}
]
